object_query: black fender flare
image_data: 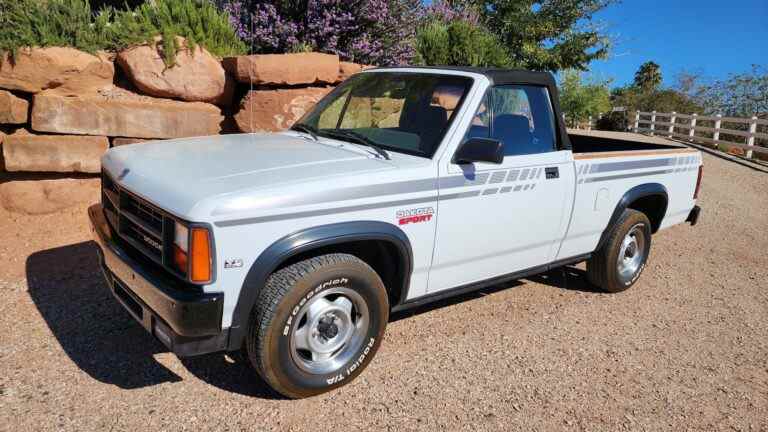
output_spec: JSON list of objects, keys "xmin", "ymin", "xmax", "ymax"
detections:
[
  {"xmin": 595, "ymin": 183, "xmax": 668, "ymax": 251},
  {"xmin": 226, "ymin": 221, "xmax": 413, "ymax": 350}
]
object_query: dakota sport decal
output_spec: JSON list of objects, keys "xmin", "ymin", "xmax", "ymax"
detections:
[{"xmin": 396, "ymin": 207, "xmax": 434, "ymax": 225}]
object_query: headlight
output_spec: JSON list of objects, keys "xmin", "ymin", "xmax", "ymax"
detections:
[{"xmin": 172, "ymin": 222, "xmax": 213, "ymax": 284}]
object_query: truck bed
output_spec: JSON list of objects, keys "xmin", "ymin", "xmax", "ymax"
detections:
[{"xmin": 568, "ymin": 130, "xmax": 685, "ymax": 154}]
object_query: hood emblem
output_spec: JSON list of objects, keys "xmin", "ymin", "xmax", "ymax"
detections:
[{"xmin": 117, "ymin": 168, "xmax": 130, "ymax": 181}]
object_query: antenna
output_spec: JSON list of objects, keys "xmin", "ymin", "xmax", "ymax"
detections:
[{"xmin": 249, "ymin": 9, "xmax": 254, "ymax": 134}]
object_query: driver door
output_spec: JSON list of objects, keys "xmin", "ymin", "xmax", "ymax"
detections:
[{"xmin": 428, "ymin": 85, "xmax": 575, "ymax": 293}]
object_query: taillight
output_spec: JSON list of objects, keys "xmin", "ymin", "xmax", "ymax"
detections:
[{"xmin": 693, "ymin": 165, "xmax": 703, "ymax": 199}]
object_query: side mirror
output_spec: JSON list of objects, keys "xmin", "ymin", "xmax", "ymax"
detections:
[{"xmin": 453, "ymin": 138, "xmax": 504, "ymax": 165}]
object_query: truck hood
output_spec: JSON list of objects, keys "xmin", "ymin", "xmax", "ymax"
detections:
[{"xmin": 102, "ymin": 133, "xmax": 398, "ymax": 219}]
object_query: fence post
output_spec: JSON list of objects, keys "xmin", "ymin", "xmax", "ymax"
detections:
[
  {"xmin": 689, "ymin": 113, "xmax": 697, "ymax": 142},
  {"xmin": 588, "ymin": 115, "xmax": 592, "ymax": 131},
  {"xmin": 713, "ymin": 114, "xmax": 722, "ymax": 150},
  {"xmin": 746, "ymin": 116, "xmax": 758, "ymax": 159},
  {"xmin": 650, "ymin": 111, "xmax": 656, "ymax": 135},
  {"xmin": 633, "ymin": 110, "xmax": 640, "ymax": 132},
  {"xmin": 668, "ymin": 111, "xmax": 676, "ymax": 138}
]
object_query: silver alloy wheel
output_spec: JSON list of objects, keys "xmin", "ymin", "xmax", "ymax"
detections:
[
  {"xmin": 289, "ymin": 287, "xmax": 369, "ymax": 375},
  {"xmin": 617, "ymin": 223, "xmax": 646, "ymax": 284}
]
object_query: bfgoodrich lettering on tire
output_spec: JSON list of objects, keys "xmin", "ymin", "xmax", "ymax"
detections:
[
  {"xmin": 246, "ymin": 253, "xmax": 389, "ymax": 398},
  {"xmin": 587, "ymin": 209, "xmax": 652, "ymax": 293}
]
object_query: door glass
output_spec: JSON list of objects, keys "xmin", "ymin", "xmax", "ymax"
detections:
[{"xmin": 465, "ymin": 85, "xmax": 557, "ymax": 156}]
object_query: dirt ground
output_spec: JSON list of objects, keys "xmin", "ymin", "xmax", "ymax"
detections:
[{"xmin": 1, "ymin": 149, "xmax": 767, "ymax": 431}]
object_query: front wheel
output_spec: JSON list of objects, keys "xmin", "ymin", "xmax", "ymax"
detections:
[
  {"xmin": 246, "ymin": 253, "xmax": 389, "ymax": 398},
  {"xmin": 587, "ymin": 209, "xmax": 652, "ymax": 293}
]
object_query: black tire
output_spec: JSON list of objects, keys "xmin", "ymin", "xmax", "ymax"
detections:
[
  {"xmin": 587, "ymin": 209, "xmax": 652, "ymax": 293},
  {"xmin": 246, "ymin": 253, "xmax": 389, "ymax": 399}
]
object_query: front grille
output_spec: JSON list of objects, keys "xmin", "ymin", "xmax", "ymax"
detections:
[{"xmin": 101, "ymin": 171, "xmax": 176, "ymax": 273}]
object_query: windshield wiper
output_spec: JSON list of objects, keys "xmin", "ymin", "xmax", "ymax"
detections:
[
  {"xmin": 290, "ymin": 123, "xmax": 318, "ymax": 141},
  {"xmin": 321, "ymin": 129, "xmax": 391, "ymax": 160}
]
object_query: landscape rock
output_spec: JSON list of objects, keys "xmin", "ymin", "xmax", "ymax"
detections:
[
  {"xmin": 0, "ymin": 129, "xmax": 5, "ymax": 171},
  {"xmin": 3, "ymin": 130, "xmax": 108, "ymax": 173},
  {"xmin": 117, "ymin": 37, "xmax": 232, "ymax": 104},
  {"xmin": 0, "ymin": 90, "xmax": 29, "ymax": 124},
  {"xmin": 31, "ymin": 87, "xmax": 223, "ymax": 139},
  {"xmin": 0, "ymin": 178, "xmax": 100, "ymax": 215},
  {"xmin": 234, "ymin": 87, "xmax": 332, "ymax": 132},
  {"xmin": 112, "ymin": 137, "xmax": 148, "ymax": 146},
  {"xmin": 338, "ymin": 62, "xmax": 372, "ymax": 82},
  {"xmin": 223, "ymin": 52, "xmax": 339, "ymax": 86},
  {"xmin": 0, "ymin": 47, "xmax": 114, "ymax": 94}
]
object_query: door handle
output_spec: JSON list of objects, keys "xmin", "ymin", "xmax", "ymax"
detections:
[{"xmin": 545, "ymin": 167, "xmax": 559, "ymax": 179}]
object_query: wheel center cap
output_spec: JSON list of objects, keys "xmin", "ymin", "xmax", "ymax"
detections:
[
  {"xmin": 317, "ymin": 316, "xmax": 339, "ymax": 340},
  {"xmin": 626, "ymin": 242, "xmax": 637, "ymax": 257}
]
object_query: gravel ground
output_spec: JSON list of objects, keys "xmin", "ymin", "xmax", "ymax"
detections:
[{"xmin": 1, "ymin": 149, "xmax": 767, "ymax": 431}]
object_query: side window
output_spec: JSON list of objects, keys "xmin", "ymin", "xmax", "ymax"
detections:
[{"xmin": 464, "ymin": 85, "xmax": 557, "ymax": 156}]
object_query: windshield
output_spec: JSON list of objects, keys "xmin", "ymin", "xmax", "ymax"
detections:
[{"xmin": 296, "ymin": 72, "xmax": 473, "ymax": 158}]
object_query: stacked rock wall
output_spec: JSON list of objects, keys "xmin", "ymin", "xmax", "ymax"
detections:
[
  {"xmin": 0, "ymin": 44, "xmax": 369, "ymax": 213},
  {"xmin": 0, "ymin": 48, "xmax": 368, "ymax": 174}
]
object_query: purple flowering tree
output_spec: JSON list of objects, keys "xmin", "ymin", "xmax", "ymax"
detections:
[{"xmin": 216, "ymin": 0, "xmax": 423, "ymax": 66}]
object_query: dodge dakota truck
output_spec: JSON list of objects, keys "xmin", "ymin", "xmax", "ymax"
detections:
[{"xmin": 89, "ymin": 67, "xmax": 702, "ymax": 398}]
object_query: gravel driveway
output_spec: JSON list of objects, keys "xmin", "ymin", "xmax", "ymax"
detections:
[{"xmin": 1, "ymin": 148, "xmax": 766, "ymax": 431}]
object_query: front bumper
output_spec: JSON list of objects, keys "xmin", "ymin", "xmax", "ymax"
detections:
[
  {"xmin": 88, "ymin": 204, "xmax": 227, "ymax": 356},
  {"xmin": 686, "ymin": 205, "xmax": 701, "ymax": 226}
]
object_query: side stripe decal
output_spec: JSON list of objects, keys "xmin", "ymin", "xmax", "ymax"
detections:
[
  {"xmin": 214, "ymin": 155, "xmax": 697, "ymax": 226},
  {"xmin": 584, "ymin": 169, "xmax": 674, "ymax": 183},
  {"xmin": 589, "ymin": 158, "xmax": 675, "ymax": 174}
]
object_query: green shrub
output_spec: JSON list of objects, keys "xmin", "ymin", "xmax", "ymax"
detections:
[
  {"xmin": 109, "ymin": 0, "xmax": 247, "ymax": 65},
  {"xmin": 415, "ymin": 20, "xmax": 510, "ymax": 68},
  {"xmin": 0, "ymin": 0, "xmax": 246, "ymax": 66},
  {"xmin": 0, "ymin": 0, "xmax": 111, "ymax": 56},
  {"xmin": 559, "ymin": 70, "xmax": 612, "ymax": 127},
  {"xmin": 595, "ymin": 111, "xmax": 628, "ymax": 131}
]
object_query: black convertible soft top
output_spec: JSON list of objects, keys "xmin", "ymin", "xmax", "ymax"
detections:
[{"xmin": 371, "ymin": 66, "xmax": 572, "ymax": 150}]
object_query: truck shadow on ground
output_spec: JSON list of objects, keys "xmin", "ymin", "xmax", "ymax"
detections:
[
  {"xmin": 25, "ymin": 241, "xmax": 281, "ymax": 398},
  {"xmin": 26, "ymin": 241, "xmax": 597, "ymax": 397}
]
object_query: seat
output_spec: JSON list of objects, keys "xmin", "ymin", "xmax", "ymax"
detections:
[
  {"xmin": 401, "ymin": 105, "xmax": 448, "ymax": 153},
  {"xmin": 492, "ymin": 114, "xmax": 535, "ymax": 155}
]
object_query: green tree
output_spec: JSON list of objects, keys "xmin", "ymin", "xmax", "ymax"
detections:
[
  {"xmin": 612, "ymin": 62, "xmax": 702, "ymax": 116},
  {"xmin": 559, "ymin": 70, "xmax": 612, "ymax": 127},
  {"xmin": 415, "ymin": 20, "xmax": 510, "ymax": 67},
  {"xmin": 467, "ymin": 0, "xmax": 616, "ymax": 71},
  {"xmin": 691, "ymin": 65, "xmax": 768, "ymax": 116},
  {"xmin": 634, "ymin": 61, "xmax": 662, "ymax": 91}
]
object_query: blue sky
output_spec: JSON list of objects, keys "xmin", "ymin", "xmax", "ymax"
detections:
[{"xmin": 587, "ymin": 0, "xmax": 768, "ymax": 88}]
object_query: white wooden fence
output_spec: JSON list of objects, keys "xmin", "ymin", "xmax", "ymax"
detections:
[{"xmin": 631, "ymin": 110, "xmax": 768, "ymax": 159}]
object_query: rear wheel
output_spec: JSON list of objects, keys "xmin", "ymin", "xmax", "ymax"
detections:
[
  {"xmin": 587, "ymin": 209, "xmax": 652, "ymax": 293},
  {"xmin": 246, "ymin": 253, "xmax": 388, "ymax": 398}
]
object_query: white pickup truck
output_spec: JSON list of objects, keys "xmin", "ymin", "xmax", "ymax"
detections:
[{"xmin": 89, "ymin": 67, "xmax": 702, "ymax": 398}]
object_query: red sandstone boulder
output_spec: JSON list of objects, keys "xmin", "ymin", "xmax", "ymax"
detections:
[
  {"xmin": 3, "ymin": 129, "xmax": 108, "ymax": 173},
  {"xmin": 0, "ymin": 178, "xmax": 100, "ymax": 215},
  {"xmin": 0, "ymin": 90, "xmax": 29, "ymax": 124},
  {"xmin": 117, "ymin": 37, "xmax": 232, "ymax": 104},
  {"xmin": 234, "ymin": 87, "xmax": 333, "ymax": 132},
  {"xmin": 112, "ymin": 137, "xmax": 147, "ymax": 146},
  {"xmin": 0, "ymin": 47, "xmax": 114, "ymax": 94},
  {"xmin": 31, "ymin": 87, "xmax": 223, "ymax": 139},
  {"xmin": 223, "ymin": 52, "xmax": 340, "ymax": 86},
  {"xmin": 338, "ymin": 62, "xmax": 374, "ymax": 82},
  {"xmin": 0, "ymin": 129, "xmax": 6, "ymax": 171}
]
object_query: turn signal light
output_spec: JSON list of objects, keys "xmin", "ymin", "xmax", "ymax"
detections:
[{"xmin": 190, "ymin": 227, "xmax": 212, "ymax": 283}]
